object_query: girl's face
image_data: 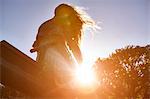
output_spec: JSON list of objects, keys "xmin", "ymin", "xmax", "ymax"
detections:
[
  {"xmin": 55, "ymin": 6, "xmax": 78, "ymax": 26},
  {"xmin": 57, "ymin": 13, "xmax": 71, "ymax": 26},
  {"xmin": 56, "ymin": 13, "xmax": 81, "ymax": 29}
]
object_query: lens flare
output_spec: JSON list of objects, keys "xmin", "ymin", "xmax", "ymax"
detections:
[
  {"xmin": 73, "ymin": 60, "xmax": 98, "ymax": 94},
  {"xmin": 75, "ymin": 65, "xmax": 95, "ymax": 86}
]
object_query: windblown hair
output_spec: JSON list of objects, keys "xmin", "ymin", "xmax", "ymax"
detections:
[{"xmin": 54, "ymin": 3, "xmax": 96, "ymax": 46}]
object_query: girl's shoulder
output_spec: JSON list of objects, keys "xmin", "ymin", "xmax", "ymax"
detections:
[
  {"xmin": 37, "ymin": 18, "xmax": 64, "ymax": 36},
  {"xmin": 39, "ymin": 19, "xmax": 54, "ymax": 29}
]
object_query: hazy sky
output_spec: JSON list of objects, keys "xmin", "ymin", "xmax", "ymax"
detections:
[{"xmin": 0, "ymin": 0, "xmax": 149, "ymax": 61}]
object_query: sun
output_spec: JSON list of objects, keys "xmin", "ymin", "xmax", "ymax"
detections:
[
  {"xmin": 73, "ymin": 60, "xmax": 98, "ymax": 94},
  {"xmin": 75, "ymin": 63, "xmax": 95, "ymax": 86},
  {"xmin": 73, "ymin": 59, "xmax": 98, "ymax": 93}
]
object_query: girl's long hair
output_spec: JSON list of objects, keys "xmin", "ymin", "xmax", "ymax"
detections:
[
  {"xmin": 54, "ymin": 3, "xmax": 99, "ymax": 63},
  {"xmin": 54, "ymin": 3, "xmax": 98, "ymax": 46}
]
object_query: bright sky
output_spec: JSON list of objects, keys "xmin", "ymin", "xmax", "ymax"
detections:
[{"xmin": 0, "ymin": 0, "xmax": 150, "ymax": 61}]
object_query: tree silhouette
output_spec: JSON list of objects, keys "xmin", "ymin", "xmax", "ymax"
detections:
[{"xmin": 94, "ymin": 45, "xmax": 150, "ymax": 99}]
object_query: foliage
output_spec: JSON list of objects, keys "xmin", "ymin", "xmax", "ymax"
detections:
[{"xmin": 94, "ymin": 45, "xmax": 150, "ymax": 99}]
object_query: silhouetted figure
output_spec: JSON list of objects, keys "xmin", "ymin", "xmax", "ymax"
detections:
[{"xmin": 30, "ymin": 3, "xmax": 96, "ymax": 92}]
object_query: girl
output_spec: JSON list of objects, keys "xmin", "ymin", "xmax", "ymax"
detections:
[{"xmin": 30, "ymin": 3, "xmax": 96, "ymax": 92}]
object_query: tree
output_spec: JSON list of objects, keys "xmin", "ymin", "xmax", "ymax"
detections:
[{"xmin": 94, "ymin": 45, "xmax": 150, "ymax": 99}]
